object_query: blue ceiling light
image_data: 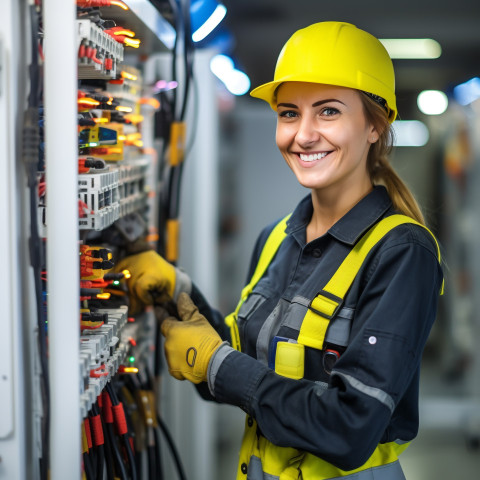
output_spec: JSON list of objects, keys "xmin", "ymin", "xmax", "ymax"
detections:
[
  {"xmin": 210, "ymin": 54, "xmax": 251, "ymax": 96},
  {"xmin": 191, "ymin": 0, "xmax": 227, "ymax": 43},
  {"xmin": 453, "ymin": 77, "xmax": 480, "ymax": 106},
  {"xmin": 392, "ymin": 120, "xmax": 429, "ymax": 147}
]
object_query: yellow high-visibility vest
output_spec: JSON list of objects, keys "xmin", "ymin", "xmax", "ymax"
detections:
[{"xmin": 225, "ymin": 213, "xmax": 443, "ymax": 480}]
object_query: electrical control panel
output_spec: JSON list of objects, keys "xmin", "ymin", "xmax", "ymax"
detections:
[{"xmin": 25, "ymin": 1, "xmax": 189, "ymax": 479}]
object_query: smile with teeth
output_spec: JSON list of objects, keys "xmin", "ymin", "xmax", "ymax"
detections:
[{"xmin": 299, "ymin": 152, "xmax": 329, "ymax": 162}]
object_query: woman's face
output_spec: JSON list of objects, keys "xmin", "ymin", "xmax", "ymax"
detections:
[{"xmin": 275, "ymin": 82, "xmax": 377, "ymax": 195}]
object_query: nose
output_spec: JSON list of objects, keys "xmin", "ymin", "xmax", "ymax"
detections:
[{"xmin": 295, "ymin": 116, "xmax": 321, "ymax": 148}]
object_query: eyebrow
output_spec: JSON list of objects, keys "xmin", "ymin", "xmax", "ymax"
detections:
[{"xmin": 277, "ymin": 99, "xmax": 346, "ymax": 108}]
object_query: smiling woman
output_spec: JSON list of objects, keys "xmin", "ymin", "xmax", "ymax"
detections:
[{"xmin": 118, "ymin": 21, "xmax": 444, "ymax": 480}]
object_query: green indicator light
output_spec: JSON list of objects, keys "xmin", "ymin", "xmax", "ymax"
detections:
[
  {"xmin": 128, "ymin": 356, "xmax": 135, "ymax": 363},
  {"xmin": 113, "ymin": 280, "xmax": 120, "ymax": 285}
]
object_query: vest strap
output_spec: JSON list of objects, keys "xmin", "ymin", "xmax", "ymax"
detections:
[
  {"xmin": 298, "ymin": 214, "xmax": 443, "ymax": 350},
  {"xmin": 225, "ymin": 214, "xmax": 292, "ymax": 351}
]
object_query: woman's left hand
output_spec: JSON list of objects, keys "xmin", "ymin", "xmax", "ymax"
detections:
[{"xmin": 161, "ymin": 292, "xmax": 223, "ymax": 384}]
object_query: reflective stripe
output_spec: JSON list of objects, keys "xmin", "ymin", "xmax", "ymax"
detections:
[
  {"xmin": 207, "ymin": 343, "xmax": 235, "ymax": 396},
  {"xmin": 328, "ymin": 460, "xmax": 405, "ymax": 480},
  {"xmin": 298, "ymin": 442, "xmax": 409, "ymax": 479},
  {"xmin": 282, "ymin": 296, "xmax": 310, "ymax": 330},
  {"xmin": 333, "ymin": 371, "xmax": 395, "ymax": 413},
  {"xmin": 245, "ymin": 459, "xmax": 406, "ymax": 480},
  {"xmin": 283, "ymin": 297, "xmax": 354, "ymax": 347},
  {"xmin": 242, "ymin": 449, "xmax": 407, "ymax": 480},
  {"xmin": 246, "ymin": 456, "xmax": 271, "ymax": 480},
  {"xmin": 247, "ymin": 455, "xmax": 268, "ymax": 480},
  {"xmin": 324, "ymin": 307, "xmax": 354, "ymax": 347},
  {"xmin": 257, "ymin": 298, "xmax": 290, "ymax": 364}
]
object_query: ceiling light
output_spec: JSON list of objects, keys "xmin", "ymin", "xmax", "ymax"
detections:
[
  {"xmin": 379, "ymin": 39, "xmax": 441, "ymax": 59},
  {"xmin": 210, "ymin": 54, "xmax": 250, "ymax": 96},
  {"xmin": 191, "ymin": 1, "xmax": 227, "ymax": 43},
  {"xmin": 417, "ymin": 90, "xmax": 448, "ymax": 115},
  {"xmin": 453, "ymin": 77, "xmax": 480, "ymax": 105},
  {"xmin": 392, "ymin": 120, "xmax": 429, "ymax": 147}
]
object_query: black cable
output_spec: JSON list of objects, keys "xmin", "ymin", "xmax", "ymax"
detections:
[
  {"xmin": 105, "ymin": 382, "xmax": 138, "ymax": 480},
  {"xmin": 167, "ymin": 162, "xmax": 184, "ymax": 224},
  {"xmin": 28, "ymin": 4, "xmax": 40, "ymax": 108},
  {"xmin": 105, "ymin": 381, "xmax": 119, "ymax": 404},
  {"xmin": 152, "ymin": 425, "xmax": 164, "ymax": 480},
  {"xmin": 103, "ymin": 384, "xmax": 129, "ymax": 480},
  {"xmin": 105, "ymin": 423, "xmax": 129, "ymax": 480},
  {"xmin": 90, "ymin": 402, "xmax": 106, "ymax": 480},
  {"xmin": 149, "ymin": 0, "xmax": 180, "ymax": 117},
  {"xmin": 141, "ymin": 368, "xmax": 186, "ymax": 480},
  {"xmin": 157, "ymin": 415, "xmax": 188, "ymax": 480},
  {"xmin": 102, "ymin": 417, "xmax": 115, "ymax": 480},
  {"xmin": 179, "ymin": 0, "xmax": 194, "ymax": 122},
  {"xmin": 83, "ymin": 452, "xmax": 95, "ymax": 480},
  {"xmin": 117, "ymin": 387, "xmax": 142, "ymax": 480},
  {"xmin": 95, "ymin": 444, "xmax": 105, "ymax": 480},
  {"xmin": 124, "ymin": 434, "xmax": 137, "ymax": 480},
  {"xmin": 148, "ymin": 435, "xmax": 157, "ymax": 480},
  {"xmin": 87, "ymin": 420, "xmax": 97, "ymax": 471},
  {"xmin": 135, "ymin": 450, "xmax": 143, "ymax": 480}
]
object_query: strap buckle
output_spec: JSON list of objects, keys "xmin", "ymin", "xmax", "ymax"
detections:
[{"xmin": 309, "ymin": 289, "xmax": 343, "ymax": 320}]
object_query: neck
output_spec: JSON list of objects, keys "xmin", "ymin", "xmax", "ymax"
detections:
[{"xmin": 307, "ymin": 180, "xmax": 373, "ymax": 243}]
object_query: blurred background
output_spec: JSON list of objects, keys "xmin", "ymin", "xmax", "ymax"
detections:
[
  {"xmin": 163, "ymin": 1, "xmax": 480, "ymax": 479},
  {"xmin": 3, "ymin": 0, "xmax": 480, "ymax": 478}
]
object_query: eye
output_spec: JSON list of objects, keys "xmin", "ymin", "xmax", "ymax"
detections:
[
  {"xmin": 278, "ymin": 110, "xmax": 298, "ymax": 119},
  {"xmin": 321, "ymin": 107, "xmax": 340, "ymax": 117}
]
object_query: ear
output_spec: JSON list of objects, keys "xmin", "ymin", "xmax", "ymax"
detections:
[{"xmin": 368, "ymin": 124, "xmax": 381, "ymax": 144}]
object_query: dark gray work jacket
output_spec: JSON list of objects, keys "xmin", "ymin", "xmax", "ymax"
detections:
[{"xmin": 193, "ymin": 185, "xmax": 443, "ymax": 472}]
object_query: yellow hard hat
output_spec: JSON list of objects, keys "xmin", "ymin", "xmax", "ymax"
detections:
[{"xmin": 250, "ymin": 21, "xmax": 397, "ymax": 122}]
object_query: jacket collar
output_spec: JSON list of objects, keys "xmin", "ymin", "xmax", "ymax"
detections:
[{"xmin": 286, "ymin": 186, "xmax": 393, "ymax": 246}]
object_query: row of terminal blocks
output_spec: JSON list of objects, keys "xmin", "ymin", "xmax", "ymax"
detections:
[
  {"xmin": 78, "ymin": 158, "xmax": 149, "ymax": 230},
  {"xmin": 77, "ymin": 19, "xmax": 124, "ymax": 79},
  {"xmin": 38, "ymin": 158, "xmax": 149, "ymax": 234},
  {"xmin": 78, "ymin": 193, "xmax": 147, "ymax": 231},
  {"xmin": 107, "ymin": 64, "xmax": 143, "ymax": 109},
  {"xmin": 80, "ymin": 306, "xmax": 128, "ymax": 416}
]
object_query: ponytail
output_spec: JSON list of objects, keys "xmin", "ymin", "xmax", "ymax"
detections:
[{"xmin": 360, "ymin": 94, "xmax": 426, "ymax": 225}]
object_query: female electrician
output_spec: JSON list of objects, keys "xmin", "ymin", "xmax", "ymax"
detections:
[{"xmin": 118, "ymin": 21, "xmax": 444, "ymax": 480}]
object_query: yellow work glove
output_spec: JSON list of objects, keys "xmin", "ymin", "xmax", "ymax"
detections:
[
  {"xmin": 115, "ymin": 250, "xmax": 179, "ymax": 314},
  {"xmin": 161, "ymin": 292, "xmax": 223, "ymax": 384}
]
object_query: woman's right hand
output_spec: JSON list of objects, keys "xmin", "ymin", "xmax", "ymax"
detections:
[{"xmin": 115, "ymin": 250, "xmax": 178, "ymax": 313}]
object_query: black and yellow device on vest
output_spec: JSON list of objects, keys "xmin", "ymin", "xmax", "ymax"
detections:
[{"xmin": 268, "ymin": 337, "xmax": 305, "ymax": 380}]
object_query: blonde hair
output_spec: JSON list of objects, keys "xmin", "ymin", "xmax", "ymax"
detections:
[{"xmin": 360, "ymin": 94, "xmax": 426, "ymax": 225}]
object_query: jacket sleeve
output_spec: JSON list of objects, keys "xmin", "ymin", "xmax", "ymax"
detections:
[{"xmin": 209, "ymin": 232, "xmax": 443, "ymax": 470}]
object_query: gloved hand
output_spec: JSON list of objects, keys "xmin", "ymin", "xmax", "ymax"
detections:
[
  {"xmin": 115, "ymin": 250, "xmax": 191, "ymax": 313},
  {"xmin": 161, "ymin": 292, "xmax": 224, "ymax": 384}
]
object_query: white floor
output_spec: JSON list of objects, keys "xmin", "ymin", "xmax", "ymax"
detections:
[{"xmin": 402, "ymin": 427, "xmax": 480, "ymax": 479}]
